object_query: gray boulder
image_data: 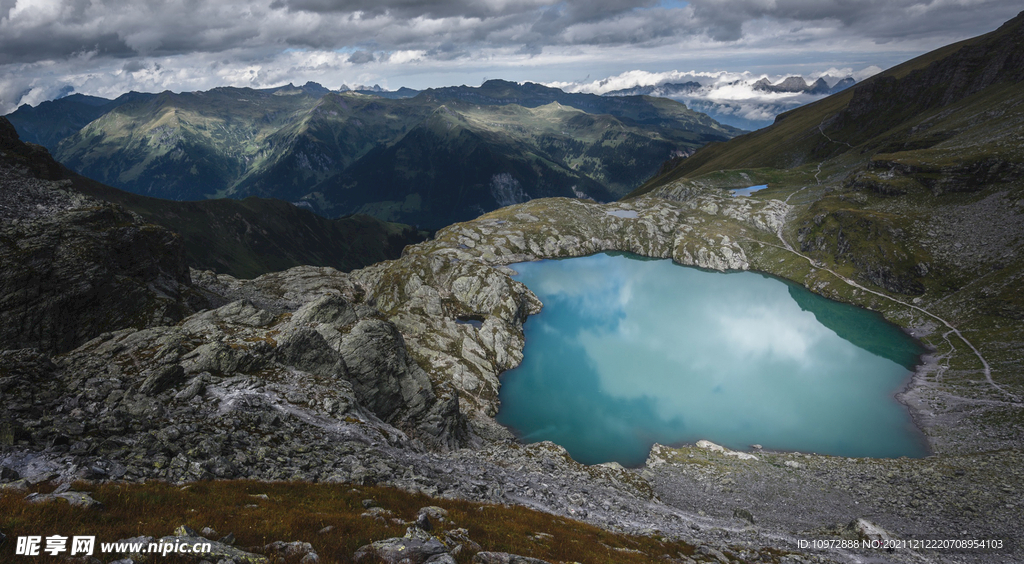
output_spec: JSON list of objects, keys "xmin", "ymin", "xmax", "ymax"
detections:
[
  {"xmin": 353, "ymin": 531, "xmax": 449, "ymax": 564},
  {"xmin": 138, "ymin": 364, "xmax": 186, "ymax": 395},
  {"xmin": 25, "ymin": 491, "xmax": 104, "ymax": 509},
  {"xmin": 275, "ymin": 326, "xmax": 347, "ymax": 377},
  {"xmin": 338, "ymin": 319, "xmax": 434, "ymax": 424},
  {"xmin": 291, "ymin": 294, "xmax": 359, "ymax": 328},
  {"xmin": 162, "ymin": 535, "xmax": 268, "ymax": 563}
]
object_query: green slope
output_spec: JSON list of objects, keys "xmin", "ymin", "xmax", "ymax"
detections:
[
  {"xmin": 421, "ymin": 79, "xmax": 742, "ymax": 137},
  {"xmin": 229, "ymin": 92, "xmax": 436, "ymax": 202},
  {"xmin": 16, "ymin": 80, "xmax": 741, "ymax": 229},
  {"xmin": 310, "ymin": 99, "xmax": 732, "ymax": 228},
  {"xmin": 5, "ymin": 92, "xmax": 155, "ymax": 153},
  {"xmin": 1, "ymin": 115, "xmax": 424, "ymax": 279},
  {"xmin": 314, "ymin": 104, "xmax": 612, "ymax": 228},
  {"xmin": 629, "ymin": 11, "xmax": 1024, "ymax": 195},
  {"xmin": 54, "ymin": 87, "xmax": 326, "ymax": 200}
]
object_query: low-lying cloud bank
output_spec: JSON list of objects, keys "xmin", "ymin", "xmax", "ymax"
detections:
[{"xmin": 551, "ymin": 67, "xmax": 884, "ymax": 130}]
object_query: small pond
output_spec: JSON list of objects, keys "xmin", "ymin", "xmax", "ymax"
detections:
[
  {"xmin": 496, "ymin": 252, "xmax": 928, "ymax": 466},
  {"xmin": 731, "ymin": 184, "xmax": 767, "ymax": 197}
]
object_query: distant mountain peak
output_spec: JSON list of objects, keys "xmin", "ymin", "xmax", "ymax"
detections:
[
  {"xmin": 604, "ymin": 82, "xmax": 702, "ymax": 97},
  {"xmin": 753, "ymin": 76, "xmax": 811, "ymax": 93},
  {"xmin": 301, "ymin": 81, "xmax": 330, "ymax": 95},
  {"xmin": 807, "ymin": 77, "xmax": 831, "ymax": 95}
]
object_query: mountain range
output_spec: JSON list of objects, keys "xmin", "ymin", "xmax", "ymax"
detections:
[
  {"xmin": 604, "ymin": 76, "xmax": 855, "ymax": 98},
  {"xmin": 0, "ymin": 115, "xmax": 424, "ymax": 280},
  {"xmin": 6, "ymin": 80, "xmax": 740, "ymax": 229}
]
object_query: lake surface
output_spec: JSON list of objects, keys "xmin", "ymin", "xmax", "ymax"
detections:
[
  {"xmin": 497, "ymin": 252, "xmax": 928, "ymax": 466},
  {"xmin": 731, "ymin": 184, "xmax": 767, "ymax": 197}
]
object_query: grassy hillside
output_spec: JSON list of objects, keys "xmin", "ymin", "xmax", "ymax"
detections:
[
  {"xmin": 421, "ymin": 79, "xmax": 741, "ymax": 136},
  {"xmin": 53, "ymin": 87, "xmax": 326, "ymax": 200},
  {"xmin": 71, "ymin": 173, "xmax": 426, "ymax": 279},
  {"xmin": 305, "ymin": 97, "xmax": 741, "ymax": 227},
  {"xmin": 228, "ymin": 92, "xmax": 436, "ymax": 202},
  {"xmin": 1, "ymin": 115, "xmax": 424, "ymax": 279},
  {"xmin": 629, "ymin": 11, "xmax": 1024, "ymax": 194},
  {"xmin": 4, "ymin": 92, "xmax": 155, "ymax": 153}
]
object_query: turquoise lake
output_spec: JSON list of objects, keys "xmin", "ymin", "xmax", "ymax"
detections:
[
  {"xmin": 496, "ymin": 252, "xmax": 929, "ymax": 467},
  {"xmin": 731, "ymin": 184, "xmax": 767, "ymax": 197}
]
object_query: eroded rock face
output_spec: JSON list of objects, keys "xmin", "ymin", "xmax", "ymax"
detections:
[
  {"xmin": 0, "ymin": 121, "xmax": 200, "ymax": 355},
  {"xmin": 0, "ymin": 197, "xmax": 199, "ymax": 354},
  {"xmin": 339, "ymin": 319, "xmax": 432, "ymax": 421},
  {"xmin": 0, "ymin": 287, "xmax": 467, "ymax": 484}
]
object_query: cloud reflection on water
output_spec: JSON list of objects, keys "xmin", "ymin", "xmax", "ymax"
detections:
[{"xmin": 499, "ymin": 253, "xmax": 928, "ymax": 466}]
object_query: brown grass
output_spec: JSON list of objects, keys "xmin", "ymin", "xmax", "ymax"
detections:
[{"xmin": 0, "ymin": 479, "xmax": 767, "ymax": 563}]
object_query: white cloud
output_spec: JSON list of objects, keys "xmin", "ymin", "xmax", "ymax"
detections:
[
  {"xmin": 852, "ymin": 65, "xmax": 884, "ymax": 81},
  {"xmin": 546, "ymin": 66, "xmax": 884, "ymax": 126},
  {"xmin": 715, "ymin": 306, "xmax": 821, "ymax": 365}
]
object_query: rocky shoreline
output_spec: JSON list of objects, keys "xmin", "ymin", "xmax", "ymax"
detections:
[{"xmin": 2, "ymin": 175, "xmax": 1022, "ymax": 563}]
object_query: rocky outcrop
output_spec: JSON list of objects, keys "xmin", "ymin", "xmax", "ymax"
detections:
[
  {"xmin": 0, "ymin": 279, "xmax": 467, "ymax": 483},
  {"xmin": 0, "ymin": 117, "xmax": 201, "ymax": 354},
  {"xmin": 473, "ymin": 553, "xmax": 551, "ymax": 564},
  {"xmin": 342, "ymin": 188, "xmax": 786, "ymax": 422},
  {"xmin": 354, "ymin": 528, "xmax": 450, "ymax": 564}
]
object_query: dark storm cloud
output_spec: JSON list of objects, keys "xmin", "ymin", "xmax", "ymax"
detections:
[
  {"xmin": 0, "ymin": 0, "xmax": 267, "ymax": 64},
  {"xmin": 346, "ymin": 50, "xmax": 376, "ymax": 64},
  {"xmin": 686, "ymin": 0, "xmax": 1023, "ymax": 42},
  {"xmin": 2, "ymin": 0, "xmax": 1021, "ymax": 67},
  {"xmin": 426, "ymin": 41, "xmax": 468, "ymax": 61},
  {"xmin": 0, "ymin": 30, "xmax": 133, "ymax": 65},
  {"xmin": 270, "ymin": 0, "xmax": 649, "ymax": 23},
  {"xmin": 269, "ymin": 0, "xmax": 545, "ymax": 18},
  {"xmin": 122, "ymin": 60, "xmax": 147, "ymax": 73},
  {"xmin": 0, "ymin": 0, "xmax": 670, "ymax": 67}
]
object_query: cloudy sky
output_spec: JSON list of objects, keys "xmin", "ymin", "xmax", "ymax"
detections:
[{"xmin": 1, "ymin": 0, "xmax": 1021, "ymax": 114}]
